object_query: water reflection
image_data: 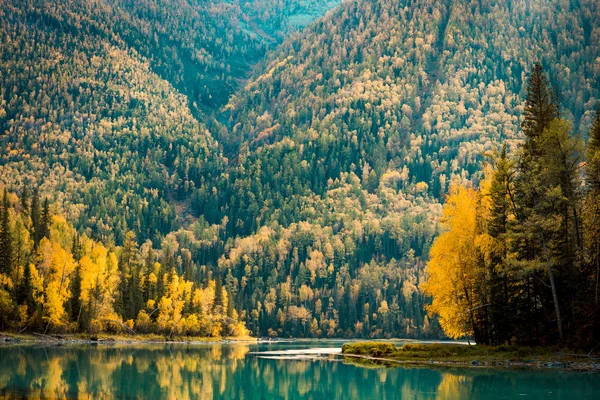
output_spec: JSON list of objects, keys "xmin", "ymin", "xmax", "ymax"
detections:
[{"xmin": 0, "ymin": 343, "xmax": 599, "ymax": 399}]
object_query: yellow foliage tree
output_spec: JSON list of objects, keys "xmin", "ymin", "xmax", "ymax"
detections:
[
  {"xmin": 78, "ymin": 238, "xmax": 120, "ymax": 330},
  {"xmin": 422, "ymin": 182, "xmax": 491, "ymax": 339},
  {"xmin": 157, "ymin": 273, "xmax": 194, "ymax": 335},
  {"xmin": 41, "ymin": 242, "xmax": 76, "ymax": 328}
]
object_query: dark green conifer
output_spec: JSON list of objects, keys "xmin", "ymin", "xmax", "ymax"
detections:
[
  {"xmin": 30, "ymin": 188, "xmax": 41, "ymax": 246},
  {"xmin": 586, "ymin": 105, "xmax": 600, "ymax": 190},
  {"xmin": 38, "ymin": 197, "xmax": 51, "ymax": 242},
  {"xmin": 70, "ymin": 264, "xmax": 82, "ymax": 324},
  {"xmin": 0, "ymin": 189, "xmax": 13, "ymax": 275},
  {"xmin": 20, "ymin": 185, "xmax": 29, "ymax": 213},
  {"xmin": 17, "ymin": 263, "xmax": 35, "ymax": 315},
  {"xmin": 521, "ymin": 63, "xmax": 559, "ymax": 155},
  {"xmin": 214, "ymin": 272, "xmax": 223, "ymax": 311}
]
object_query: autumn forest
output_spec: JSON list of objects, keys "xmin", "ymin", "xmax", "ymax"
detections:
[{"xmin": 0, "ymin": 0, "xmax": 599, "ymax": 348}]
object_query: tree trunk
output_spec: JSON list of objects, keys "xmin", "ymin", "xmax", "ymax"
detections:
[
  {"xmin": 541, "ymin": 237, "xmax": 564, "ymax": 344},
  {"xmin": 595, "ymin": 255, "xmax": 599, "ymax": 306}
]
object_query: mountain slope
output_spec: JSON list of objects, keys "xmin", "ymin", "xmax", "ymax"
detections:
[
  {"xmin": 226, "ymin": 0, "xmax": 599, "ymax": 202},
  {"xmin": 1, "ymin": 0, "xmax": 599, "ymax": 338},
  {"xmin": 0, "ymin": 0, "xmax": 230, "ymax": 243},
  {"xmin": 0, "ymin": 0, "xmax": 338, "ymax": 244},
  {"xmin": 186, "ymin": 0, "xmax": 600, "ymax": 337}
]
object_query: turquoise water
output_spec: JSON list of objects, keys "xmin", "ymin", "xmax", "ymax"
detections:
[{"xmin": 0, "ymin": 340, "xmax": 598, "ymax": 399}]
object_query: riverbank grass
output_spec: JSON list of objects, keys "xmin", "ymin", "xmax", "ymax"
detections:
[{"xmin": 341, "ymin": 342, "xmax": 599, "ymax": 371}]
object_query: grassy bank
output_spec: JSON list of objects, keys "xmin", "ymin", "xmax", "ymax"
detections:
[
  {"xmin": 0, "ymin": 331, "xmax": 256, "ymax": 345},
  {"xmin": 341, "ymin": 342, "xmax": 600, "ymax": 372}
]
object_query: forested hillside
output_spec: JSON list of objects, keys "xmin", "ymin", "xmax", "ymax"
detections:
[
  {"xmin": 425, "ymin": 66, "xmax": 600, "ymax": 347},
  {"xmin": 226, "ymin": 0, "xmax": 599, "ymax": 200},
  {"xmin": 0, "ymin": 0, "xmax": 338, "ymax": 244},
  {"xmin": 0, "ymin": 0, "xmax": 599, "ymax": 339},
  {"xmin": 0, "ymin": 0, "xmax": 227, "ymax": 244},
  {"xmin": 197, "ymin": 0, "xmax": 599, "ymax": 337},
  {"xmin": 0, "ymin": 186, "xmax": 248, "ymax": 336}
]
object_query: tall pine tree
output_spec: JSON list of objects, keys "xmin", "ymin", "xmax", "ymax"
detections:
[
  {"xmin": 514, "ymin": 64, "xmax": 566, "ymax": 344},
  {"xmin": 583, "ymin": 104, "xmax": 600, "ymax": 310},
  {"xmin": 214, "ymin": 273, "xmax": 223, "ymax": 312},
  {"xmin": 486, "ymin": 146, "xmax": 517, "ymax": 345},
  {"xmin": 521, "ymin": 63, "xmax": 559, "ymax": 155},
  {"xmin": 0, "ymin": 189, "xmax": 13, "ymax": 276},
  {"xmin": 30, "ymin": 188, "xmax": 41, "ymax": 246},
  {"xmin": 39, "ymin": 198, "xmax": 51, "ymax": 241}
]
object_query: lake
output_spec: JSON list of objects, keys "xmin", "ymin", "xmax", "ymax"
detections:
[{"xmin": 0, "ymin": 340, "xmax": 598, "ymax": 399}]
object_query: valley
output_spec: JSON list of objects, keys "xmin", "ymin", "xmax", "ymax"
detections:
[{"xmin": 0, "ymin": 0, "xmax": 599, "ymax": 346}]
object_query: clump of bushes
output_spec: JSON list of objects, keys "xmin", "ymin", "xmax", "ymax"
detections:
[{"xmin": 342, "ymin": 342, "xmax": 397, "ymax": 357}]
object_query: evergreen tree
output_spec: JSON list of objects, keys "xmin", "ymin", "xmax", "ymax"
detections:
[
  {"xmin": 156, "ymin": 260, "xmax": 166, "ymax": 302},
  {"xmin": 226, "ymin": 287, "xmax": 234, "ymax": 318},
  {"xmin": 118, "ymin": 232, "xmax": 137, "ymax": 318},
  {"xmin": 214, "ymin": 273, "xmax": 223, "ymax": 311},
  {"xmin": 70, "ymin": 264, "xmax": 82, "ymax": 325},
  {"xmin": 17, "ymin": 262, "xmax": 35, "ymax": 315},
  {"xmin": 116, "ymin": 272, "xmax": 128, "ymax": 318},
  {"xmin": 533, "ymin": 118, "xmax": 582, "ymax": 344},
  {"xmin": 488, "ymin": 146, "xmax": 513, "ymax": 239},
  {"xmin": 513, "ymin": 64, "xmax": 566, "ymax": 344},
  {"xmin": 30, "ymin": 188, "xmax": 41, "ymax": 246},
  {"xmin": 131, "ymin": 268, "xmax": 144, "ymax": 319},
  {"xmin": 0, "ymin": 189, "xmax": 13, "ymax": 276},
  {"xmin": 521, "ymin": 63, "xmax": 559, "ymax": 155},
  {"xmin": 72, "ymin": 234, "xmax": 83, "ymax": 261},
  {"xmin": 143, "ymin": 246, "xmax": 154, "ymax": 304},
  {"xmin": 183, "ymin": 251, "xmax": 194, "ymax": 282},
  {"xmin": 20, "ymin": 185, "xmax": 29, "ymax": 213},
  {"xmin": 486, "ymin": 146, "xmax": 516, "ymax": 344},
  {"xmin": 582, "ymin": 104, "xmax": 600, "ymax": 331},
  {"xmin": 120, "ymin": 232, "xmax": 137, "ymax": 271},
  {"xmin": 586, "ymin": 105, "xmax": 600, "ymax": 190},
  {"xmin": 38, "ymin": 197, "xmax": 51, "ymax": 242}
]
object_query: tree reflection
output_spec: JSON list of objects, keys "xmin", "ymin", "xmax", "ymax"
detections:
[{"xmin": 0, "ymin": 345, "xmax": 599, "ymax": 399}]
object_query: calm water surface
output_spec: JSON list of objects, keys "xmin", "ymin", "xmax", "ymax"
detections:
[{"xmin": 0, "ymin": 340, "xmax": 598, "ymax": 399}]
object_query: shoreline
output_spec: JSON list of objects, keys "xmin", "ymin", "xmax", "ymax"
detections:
[
  {"xmin": 341, "ymin": 342, "xmax": 600, "ymax": 373},
  {"xmin": 4, "ymin": 334, "xmax": 599, "ymax": 373},
  {"xmin": 342, "ymin": 353, "xmax": 600, "ymax": 372},
  {"xmin": 0, "ymin": 332, "xmax": 257, "ymax": 346}
]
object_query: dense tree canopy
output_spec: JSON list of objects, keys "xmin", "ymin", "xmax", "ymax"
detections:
[
  {"xmin": 0, "ymin": 186, "xmax": 247, "ymax": 336},
  {"xmin": 0, "ymin": 0, "xmax": 599, "ymax": 339},
  {"xmin": 425, "ymin": 65, "xmax": 600, "ymax": 347}
]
